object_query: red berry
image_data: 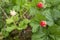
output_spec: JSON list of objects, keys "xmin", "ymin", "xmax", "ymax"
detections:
[
  {"xmin": 37, "ymin": 2, "xmax": 44, "ymax": 8},
  {"xmin": 40, "ymin": 21, "xmax": 47, "ymax": 27}
]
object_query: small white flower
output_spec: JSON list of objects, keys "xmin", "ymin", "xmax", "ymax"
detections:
[{"xmin": 10, "ymin": 10, "xmax": 16, "ymax": 16}]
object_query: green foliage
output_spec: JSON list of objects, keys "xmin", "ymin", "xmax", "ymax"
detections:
[
  {"xmin": 6, "ymin": 17, "xmax": 14, "ymax": 24},
  {"xmin": 18, "ymin": 19, "xmax": 30, "ymax": 30},
  {"xmin": 42, "ymin": 9, "xmax": 54, "ymax": 26},
  {"xmin": 0, "ymin": 0, "xmax": 60, "ymax": 40}
]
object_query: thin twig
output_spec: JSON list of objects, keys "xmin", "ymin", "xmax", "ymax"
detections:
[
  {"xmin": 0, "ymin": 7, "xmax": 8, "ymax": 18},
  {"xmin": 23, "ymin": 10, "xmax": 28, "ymax": 19}
]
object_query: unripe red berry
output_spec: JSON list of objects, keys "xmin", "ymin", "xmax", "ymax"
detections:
[
  {"xmin": 37, "ymin": 2, "xmax": 44, "ymax": 8},
  {"xmin": 40, "ymin": 21, "xmax": 47, "ymax": 27}
]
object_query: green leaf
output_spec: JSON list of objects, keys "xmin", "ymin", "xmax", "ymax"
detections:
[
  {"xmin": 46, "ymin": 0, "xmax": 60, "ymax": 5},
  {"xmin": 6, "ymin": 25, "xmax": 16, "ymax": 32},
  {"xmin": 13, "ymin": 5, "xmax": 20, "ymax": 11},
  {"xmin": 54, "ymin": 18, "xmax": 60, "ymax": 26},
  {"xmin": 1, "ymin": 29, "xmax": 9, "ymax": 38},
  {"xmin": 18, "ymin": 19, "xmax": 30, "ymax": 30},
  {"xmin": 32, "ymin": 29, "xmax": 46, "ymax": 40},
  {"xmin": 49, "ymin": 24, "xmax": 60, "ymax": 36},
  {"xmin": 56, "ymin": 36, "xmax": 60, "ymax": 40},
  {"xmin": 52, "ymin": 9, "xmax": 60, "ymax": 18},
  {"xmin": 29, "ymin": 8, "xmax": 39, "ymax": 15},
  {"xmin": 42, "ymin": 9, "xmax": 54, "ymax": 26},
  {"xmin": 57, "ymin": 5, "xmax": 60, "ymax": 10},
  {"xmin": 32, "ymin": 34, "xmax": 45, "ymax": 40},
  {"xmin": 48, "ymin": 35, "xmax": 55, "ymax": 40},
  {"xmin": 2, "ymin": 0, "xmax": 9, "ymax": 3},
  {"xmin": 6, "ymin": 17, "xmax": 14, "ymax": 24},
  {"xmin": 30, "ymin": 22, "xmax": 39, "ymax": 33}
]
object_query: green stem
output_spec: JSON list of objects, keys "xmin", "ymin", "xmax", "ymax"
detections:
[{"xmin": 45, "ymin": 25, "xmax": 50, "ymax": 40}]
